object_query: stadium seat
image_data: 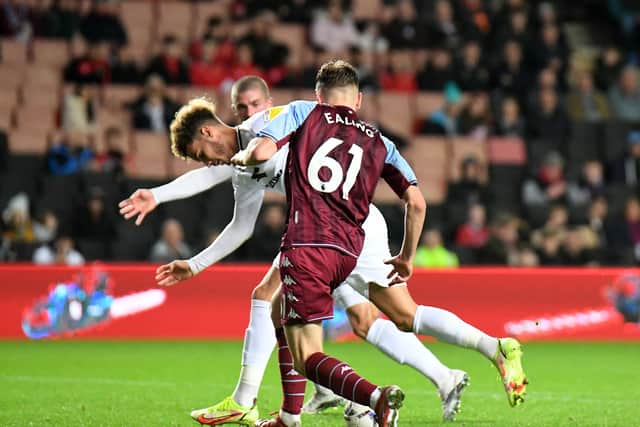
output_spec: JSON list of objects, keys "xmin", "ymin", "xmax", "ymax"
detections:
[
  {"xmin": 604, "ymin": 120, "xmax": 634, "ymax": 163},
  {"xmin": 269, "ymin": 89, "xmax": 298, "ymax": 107},
  {"xmin": 402, "ymin": 136, "xmax": 448, "ymax": 203},
  {"xmin": 120, "ymin": 1, "xmax": 155, "ymax": 49},
  {"xmin": 487, "ymin": 136, "xmax": 527, "ymax": 165},
  {"xmin": 112, "ymin": 220, "xmax": 157, "ymax": 261},
  {"xmin": 567, "ymin": 121, "xmax": 601, "ymax": 178},
  {"xmin": 13, "ymin": 104, "xmax": 57, "ymax": 131},
  {"xmin": 270, "ymin": 24, "xmax": 306, "ymax": 68},
  {"xmin": 0, "ymin": 105, "xmax": 12, "ymax": 129},
  {"xmin": 201, "ymin": 182, "xmax": 235, "ymax": 230},
  {"xmin": 0, "ymin": 65, "xmax": 24, "ymax": 90},
  {"xmin": 157, "ymin": 1, "xmax": 195, "ymax": 42},
  {"xmin": 23, "ymin": 66, "xmax": 62, "ymax": 90},
  {"xmin": 7, "ymin": 127, "xmax": 50, "ymax": 154},
  {"xmin": 31, "ymin": 39, "xmax": 69, "ymax": 68},
  {"xmin": 489, "ymin": 165, "xmax": 525, "ymax": 214},
  {"xmin": 126, "ymin": 132, "xmax": 170, "ymax": 179},
  {"xmin": 0, "ymin": 154, "xmax": 44, "ymax": 208},
  {"xmin": 352, "ymin": 0, "xmax": 382, "ymax": 20},
  {"xmin": 413, "ymin": 92, "xmax": 444, "ymax": 122},
  {"xmin": 193, "ymin": 1, "xmax": 229, "ymax": 37},
  {"xmin": 450, "ymin": 137, "xmax": 488, "ymax": 182},
  {"xmin": 377, "ymin": 92, "xmax": 413, "ymax": 138},
  {"xmin": 168, "ymin": 155, "xmax": 202, "ymax": 178},
  {"xmin": 102, "ymin": 85, "xmax": 140, "ymax": 109},
  {"xmin": 36, "ymin": 174, "xmax": 81, "ymax": 222},
  {"xmin": 0, "ymin": 39, "xmax": 28, "ymax": 65}
]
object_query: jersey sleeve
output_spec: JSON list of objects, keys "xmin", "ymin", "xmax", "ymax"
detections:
[
  {"xmin": 254, "ymin": 100, "xmax": 317, "ymax": 142},
  {"xmin": 380, "ymin": 135, "xmax": 418, "ymax": 198},
  {"xmin": 151, "ymin": 165, "xmax": 234, "ymax": 204}
]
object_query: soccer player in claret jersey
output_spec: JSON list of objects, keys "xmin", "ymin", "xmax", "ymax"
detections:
[{"xmin": 119, "ymin": 77, "xmax": 473, "ymax": 424}]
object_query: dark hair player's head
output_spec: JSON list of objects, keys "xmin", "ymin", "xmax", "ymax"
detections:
[
  {"xmin": 314, "ymin": 60, "xmax": 362, "ymax": 111},
  {"xmin": 169, "ymin": 97, "xmax": 237, "ymax": 166}
]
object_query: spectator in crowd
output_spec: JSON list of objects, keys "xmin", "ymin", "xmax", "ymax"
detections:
[
  {"xmin": 63, "ymin": 42, "xmax": 111, "ymax": 84},
  {"xmin": 584, "ymin": 195, "xmax": 609, "ymax": 246},
  {"xmin": 522, "ymin": 151, "xmax": 567, "ymax": 209},
  {"xmin": 458, "ymin": 92, "xmax": 492, "ymax": 140},
  {"xmin": 612, "ymin": 131, "xmax": 640, "ymax": 185},
  {"xmin": 72, "ymin": 187, "xmax": 115, "ymax": 256},
  {"xmin": 94, "ymin": 126, "xmax": 128, "ymax": 174},
  {"xmin": 493, "ymin": 7, "xmax": 531, "ymax": 50},
  {"xmin": 429, "ymin": 0, "xmax": 462, "ymax": 50},
  {"xmin": 455, "ymin": 39, "xmax": 490, "ymax": 91},
  {"xmin": 378, "ymin": 50, "xmax": 417, "ymax": 93},
  {"xmin": 33, "ymin": 209, "xmax": 58, "ymax": 244},
  {"xmin": 248, "ymin": 203, "xmax": 286, "ymax": 261},
  {"xmin": 455, "ymin": 203, "xmax": 490, "ymax": 248},
  {"xmin": 561, "ymin": 226, "xmax": 599, "ymax": 266},
  {"xmin": 0, "ymin": 0, "xmax": 33, "ymax": 41},
  {"xmin": 531, "ymin": 204, "xmax": 569, "ymax": 247},
  {"xmin": 421, "ymin": 82, "xmax": 464, "ymax": 135},
  {"xmin": 608, "ymin": 66, "xmax": 640, "ymax": 121},
  {"xmin": 230, "ymin": 42, "xmax": 264, "ymax": 82},
  {"xmin": 532, "ymin": 23, "xmax": 569, "ymax": 75},
  {"xmin": 358, "ymin": 21, "xmax": 388, "ymax": 54},
  {"xmin": 478, "ymin": 212, "xmax": 520, "ymax": 264},
  {"xmin": 239, "ymin": 12, "xmax": 289, "ymax": 74},
  {"xmin": 594, "ymin": 46, "xmax": 624, "ymax": 91},
  {"xmin": 36, "ymin": 0, "xmax": 80, "ymax": 40},
  {"xmin": 310, "ymin": 0, "xmax": 359, "ymax": 54},
  {"xmin": 448, "ymin": 155, "xmax": 490, "ymax": 207},
  {"xmin": 415, "ymin": 228, "xmax": 459, "ymax": 268},
  {"xmin": 514, "ymin": 246, "xmax": 540, "ymax": 267},
  {"xmin": 111, "ymin": 46, "xmax": 142, "ymax": 84},
  {"xmin": 150, "ymin": 218, "xmax": 192, "ymax": 263},
  {"xmin": 2, "ymin": 193, "xmax": 34, "ymax": 243},
  {"xmin": 417, "ymin": 47, "xmax": 455, "ymax": 91},
  {"xmin": 527, "ymin": 88, "xmax": 569, "ymax": 151},
  {"xmin": 383, "ymin": 0, "xmax": 425, "ymax": 49},
  {"xmin": 33, "ymin": 233, "xmax": 84, "ymax": 265},
  {"xmin": 145, "ymin": 34, "xmax": 190, "ymax": 85},
  {"xmin": 496, "ymin": 96, "xmax": 526, "ymax": 137},
  {"xmin": 79, "ymin": 0, "xmax": 127, "ymax": 47},
  {"xmin": 350, "ymin": 47, "xmax": 379, "ymax": 92},
  {"xmin": 608, "ymin": 0, "xmax": 640, "ymax": 54},
  {"xmin": 61, "ymin": 84, "xmax": 97, "ymax": 133},
  {"xmin": 606, "ymin": 197, "xmax": 640, "ymax": 259},
  {"xmin": 567, "ymin": 160, "xmax": 606, "ymax": 209},
  {"xmin": 129, "ymin": 75, "xmax": 180, "ymax": 132},
  {"xmin": 190, "ymin": 36, "xmax": 230, "ymax": 88},
  {"xmin": 47, "ymin": 131, "xmax": 94, "ymax": 176},
  {"xmin": 566, "ymin": 70, "xmax": 610, "ymax": 122},
  {"xmin": 459, "ymin": 0, "xmax": 491, "ymax": 41},
  {"xmin": 534, "ymin": 227, "xmax": 564, "ymax": 265},
  {"xmin": 491, "ymin": 40, "xmax": 530, "ymax": 104}
]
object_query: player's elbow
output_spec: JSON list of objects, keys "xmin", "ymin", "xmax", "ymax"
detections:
[
  {"xmin": 404, "ymin": 185, "xmax": 426, "ymax": 214},
  {"xmin": 250, "ymin": 139, "xmax": 277, "ymax": 164}
]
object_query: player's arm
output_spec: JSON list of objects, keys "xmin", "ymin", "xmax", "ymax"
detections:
[
  {"xmin": 379, "ymin": 135, "xmax": 425, "ymax": 284},
  {"xmin": 118, "ymin": 166, "xmax": 234, "ymax": 225},
  {"xmin": 155, "ymin": 184, "xmax": 265, "ymax": 286},
  {"xmin": 230, "ymin": 137, "xmax": 277, "ymax": 166}
]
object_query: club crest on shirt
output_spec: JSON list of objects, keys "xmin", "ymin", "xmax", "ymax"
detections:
[{"xmin": 264, "ymin": 106, "xmax": 284, "ymax": 122}]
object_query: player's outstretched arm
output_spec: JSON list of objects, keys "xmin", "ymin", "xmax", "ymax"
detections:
[
  {"xmin": 118, "ymin": 167, "xmax": 234, "ymax": 226},
  {"xmin": 230, "ymin": 137, "xmax": 277, "ymax": 166},
  {"xmin": 384, "ymin": 186, "xmax": 426, "ymax": 285}
]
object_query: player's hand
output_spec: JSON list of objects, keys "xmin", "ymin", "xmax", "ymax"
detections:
[
  {"xmin": 155, "ymin": 260, "xmax": 194, "ymax": 286},
  {"xmin": 118, "ymin": 189, "xmax": 157, "ymax": 226},
  {"xmin": 230, "ymin": 149, "xmax": 250, "ymax": 166},
  {"xmin": 383, "ymin": 255, "xmax": 414, "ymax": 285}
]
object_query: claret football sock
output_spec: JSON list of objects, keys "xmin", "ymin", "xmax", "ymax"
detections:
[
  {"xmin": 413, "ymin": 305, "xmax": 499, "ymax": 360},
  {"xmin": 276, "ymin": 328, "xmax": 306, "ymax": 415},
  {"xmin": 232, "ymin": 299, "xmax": 277, "ymax": 407},
  {"xmin": 304, "ymin": 352, "xmax": 378, "ymax": 409},
  {"xmin": 366, "ymin": 318, "xmax": 451, "ymax": 390}
]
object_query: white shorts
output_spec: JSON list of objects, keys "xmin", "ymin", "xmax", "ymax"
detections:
[{"xmin": 271, "ymin": 205, "xmax": 398, "ymax": 310}]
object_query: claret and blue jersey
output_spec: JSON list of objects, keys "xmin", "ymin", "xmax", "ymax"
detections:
[{"xmin": 255, "ymin": 100, "xmax": 418, "ymax": 258}]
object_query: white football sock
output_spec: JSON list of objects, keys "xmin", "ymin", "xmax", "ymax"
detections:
[
  {"xmin": 413, "ymin": 305, "xmax": 498, "ymax": 360},
  {"xmin": 366, "ymin": 318, "xmax": 450, "ymax": 390},
  {"xmin": 369, "ymin": 387, "xmax": 382, "ymax": 409},
  {"xmin": 232, "ymin": 299, "xmax": 277, "ymax": 407}
]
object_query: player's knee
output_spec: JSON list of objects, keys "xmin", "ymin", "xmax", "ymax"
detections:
[
  {"xmin": 389, "ymin": 312, "xmax": 415, "ymax": 332},
  {"xmin": 347, "ymin": 303, "xmax": 378, "ymax": 339},
  {"xmin": 252, "ymin": 284, "xmax": 274, "ymax": 301}
]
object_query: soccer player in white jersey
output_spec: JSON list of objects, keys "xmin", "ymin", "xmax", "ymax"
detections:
[{"xmin": 119, "ymin": 78, "xmax": 526, "ymax": 424}]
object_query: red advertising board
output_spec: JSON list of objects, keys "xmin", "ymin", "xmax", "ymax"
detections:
[{"xmin": 1, "ymin": 265, "xmax": 639, "ymax": 340}]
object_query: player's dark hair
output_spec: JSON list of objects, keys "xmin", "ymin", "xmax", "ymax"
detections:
[
  {"xmin": 315, "ymin": 60, "xmax": 359, "ymax": 92},
  {"xmin": 169, "ymin": 97, "xmax": 222, "ymax": 160}
]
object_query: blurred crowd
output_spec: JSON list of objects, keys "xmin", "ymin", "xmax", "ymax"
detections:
[{"xmin": 2, "ymin": 0, "xmax": 640, "ymax": 266}]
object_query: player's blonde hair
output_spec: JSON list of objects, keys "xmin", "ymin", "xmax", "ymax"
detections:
[
  {"xmin": 231, "ymin": 75, "xmax": 270, "ymax": 106},
  {"xmin": 169, "ymin": 97, "xmax": 223, "ymax": 160}
]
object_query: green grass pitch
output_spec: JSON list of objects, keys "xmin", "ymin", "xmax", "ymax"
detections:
[{"xmin": 1, "ymin": 341, "xmax": 638, "ymax": 426}]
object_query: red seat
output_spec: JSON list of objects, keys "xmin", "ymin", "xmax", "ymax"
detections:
[
  {"xmin": 8, "ymin": 127, "xmax": 50, "ymax": 154},
  {"xmin": 488, "ymin": 136, "xmax": 527, "ymax": 165},
  {"xmin": 126, "ymin": 131, "xmax": 170, "ymax": 179}
]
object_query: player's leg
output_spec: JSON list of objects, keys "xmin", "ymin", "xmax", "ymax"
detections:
[
  {"xmin": 336, "ymin": 284, "xmax": 468, "ymax": 420},
  {"xmin": 191, "ymin": 261, "xmax": 281, "ymax": 425},
  {"xmin": 368, "ymin": 284, "xmax": 527, "ymax": 406}
]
